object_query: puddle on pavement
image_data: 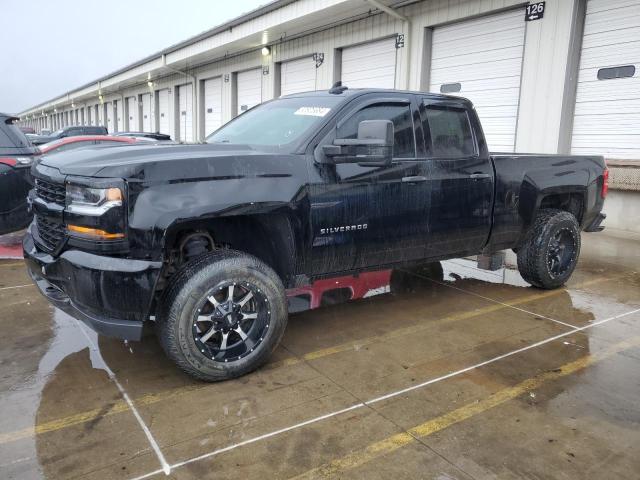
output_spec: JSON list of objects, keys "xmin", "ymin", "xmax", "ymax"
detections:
[{"xmin": 0, "ymin": 306, "xmax": 138, "ymax": 479}]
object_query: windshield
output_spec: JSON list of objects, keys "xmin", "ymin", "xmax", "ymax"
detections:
[
  {"xmin": 206, "ymin": 97, "xmax": 343, "ymax": 152},
  {"xmin": 0, "ymin": 118, "xmax": 30, "ymax": 148},
  {"xmin": 49, "ymin": 129, "xmax": 64, "ymax": 137}
]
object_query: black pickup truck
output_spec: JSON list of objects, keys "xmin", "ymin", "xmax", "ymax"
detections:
[{"xmin": 23, "ymin": 87, "xmax": 608, "ymax": 381}]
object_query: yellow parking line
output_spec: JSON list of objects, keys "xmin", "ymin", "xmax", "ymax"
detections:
[
  {"xmin": 289, "ymin": 335, "xmax": 640, "ymax": 479},
  {"xmin": 0, "ymin": 261, "xmax": 25, "ymax": 268},
  {"xmin": 0, "ymin": 272, "xmax": 628, "ymax": 445}
]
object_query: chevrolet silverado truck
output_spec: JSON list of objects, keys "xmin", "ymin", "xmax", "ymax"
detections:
[{"xmin": 23, "ymin": 87, "xmax": 608, "ymax": 381}]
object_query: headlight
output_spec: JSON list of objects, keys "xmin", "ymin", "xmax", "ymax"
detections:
[
  {"xmin": 65, "ymin": 183, "xmax": 126, "ymax": 241},
  {"xmin": 66, "ymin": 185, "xmax": 123, "ymax": 216}
]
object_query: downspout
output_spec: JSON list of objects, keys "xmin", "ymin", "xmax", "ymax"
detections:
[
  {"xmin": 365, "ymin": 0, "xmax": 411, "ymax": 90},
  {"xmin": 162, "ymin": 54, "xmax": 198, "ymax": 141}
]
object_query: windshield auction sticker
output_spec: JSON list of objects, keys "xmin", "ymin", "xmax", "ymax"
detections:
[{"xmin": 294, "ymin": 107, "xmax": 331, "ymax": 117}]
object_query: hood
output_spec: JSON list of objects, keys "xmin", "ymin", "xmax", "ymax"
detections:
[{"xmin": 39, "ymin": 143, "xmax": 299, "ymax": 181}]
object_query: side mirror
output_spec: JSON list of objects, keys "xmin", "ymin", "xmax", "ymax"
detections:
[{"xmin": 321, "ymin": 120, "xmax": 394, "ymax": 166}]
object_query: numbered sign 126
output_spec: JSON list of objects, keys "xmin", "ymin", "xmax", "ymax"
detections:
[{"xmin": 525, "ymin": 2, "xmax": 545, "ymax": 21}]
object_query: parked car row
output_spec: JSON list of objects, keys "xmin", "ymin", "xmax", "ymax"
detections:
[
  {"xmin": 0, "ymin": 113, "xmax": 174, "ymax": 235},
  {"xmin": 25, "ymin": 126, "xmax": 172, "ymax": 145},
  {"xmin": 27, "ymin": 125, "xmax": 109, "ymax": 145}
]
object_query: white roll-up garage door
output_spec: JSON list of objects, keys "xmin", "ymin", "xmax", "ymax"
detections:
[
  {"xmin": 98, "ymin": 105, "xmax": 104, "ymax": 127},
  {"xmin": 571, "ymin": 0, "xmax": 640, "ymax": 159},
  {"xmin": 178, "ymin": 83, "xmax": 194, "ymax": 142},
  {"xmin": 115, "ymin": 101, "xmax": 123, "ymax": 132},
  {"xmin": 280, "ymin": 57, "xmax": 316, "ymax": 96},
  {"xmin": 342, "ymin": 37, "xmax": 397, "ymax": 89},
  {"xmin": 141, "ymin": 94, "xmax": 153, "ymax": 132},
  {"xmin": 86, "ymin": 107, "xmax": 92, "ymax": 126},
  {"xmin": 237, "ymin": 68, "xmax": 262, "ymax": 115},
  {"xmin": 157, "ymin": 89, "xmax": 170, "ymax": 135},
  {"xmin": 429, "ymin": 9, "xmax": 525, "ymax": 152},
  {"xmin": 204, "ymin": 78, "xmax": 223, "ymax": 136},
  {"xmin": 105, "ymin": 102, "xmax": 114, "ymax": 133},
  {"xmin": 126, "ymin": 97, "xmax": 137, "ymax": 131}
]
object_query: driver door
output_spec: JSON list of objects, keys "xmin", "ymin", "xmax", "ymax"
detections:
[{"xmin": 307, "ymin": 94, "xmax": 431, "ymax": 275}]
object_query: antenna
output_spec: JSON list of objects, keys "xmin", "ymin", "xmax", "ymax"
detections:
[{"xmin": 329, "ymin": 81, "xmax": 348, "ymax": 94}]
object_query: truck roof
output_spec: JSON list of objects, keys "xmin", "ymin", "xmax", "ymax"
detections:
[{"xmin": 282, "ymin": 87, "xmax": 474, "ymax": 107}]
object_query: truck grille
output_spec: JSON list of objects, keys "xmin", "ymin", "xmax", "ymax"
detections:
[
  {"xmin": 36, "ymin": 216, "xmax": 65, "ymax": 252},
  {"xmin": 35, "ymin": 178, "xmax": 66, "ymax": 206}
]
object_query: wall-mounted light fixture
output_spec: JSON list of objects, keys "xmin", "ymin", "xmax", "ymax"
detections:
[
  {"xmin": 261, "ymin": 46, "xmax": 271, "ymax": 56},
  {"xmin": 71, "ymin": 102, "xmax": 75, "ymax": 108},
  {"xmin": 147, "ymin": 80, "xmax": 154, "ymax": 88}
]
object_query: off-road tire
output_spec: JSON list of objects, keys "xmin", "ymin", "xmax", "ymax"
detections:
[
  {"xmin": 156, "ymin": 250, "xmax": 287, "ymax": 381},
  {"xmin": 517, "ymin": 209, "xmax": 581, "ymax": 289}
]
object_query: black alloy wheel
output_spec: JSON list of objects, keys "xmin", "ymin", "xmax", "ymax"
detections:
[
  {"xmin": 157, "ymin": 249, "xmax": 288, "ymax": 382},
  {"xmin": 193, "ymin": 282, "xmax": 270, "ymax": 363}
]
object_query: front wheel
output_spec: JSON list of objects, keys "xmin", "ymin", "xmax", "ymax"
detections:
[
  {"xmin": 157, "ymin": 250, "xmax": 287, "ymax": 381},
  {"xmin": 517, "ymin": 209, "xmax": 581, "ymax": 289}
]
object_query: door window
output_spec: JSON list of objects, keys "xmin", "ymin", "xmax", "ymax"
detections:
[
  {"xmin": 337, "ymin": 103, "xmax": 415, "ymax": 158},
  {"xmin": 423, "ymin": 105, "xmax": 476, "ymax": 157}
]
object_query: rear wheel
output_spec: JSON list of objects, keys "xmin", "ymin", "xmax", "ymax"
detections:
[
  {"xmin": 517, "ymin": 209, "xmax": 581, "ymax": 289},
  {"xmin": 157, "ymin": 250, "xmax": 287, "ymax": 381}
]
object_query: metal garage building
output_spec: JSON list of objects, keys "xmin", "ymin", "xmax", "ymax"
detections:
[{"xmin": 17, "ymin": 0, "xmax": 640, "ymax": 234}]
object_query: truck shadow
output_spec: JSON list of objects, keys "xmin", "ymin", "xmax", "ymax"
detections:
[{"xmin": 29, "ymin": 260, "xmax": 606, "ymax": 478}]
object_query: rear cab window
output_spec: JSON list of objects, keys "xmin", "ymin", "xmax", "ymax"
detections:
[
  {"xmin": 421, "ymin": 100, "xmax": 477, "ymax": 158},
  {"xmin": 0, "ymin": 117, "xmax": 31, "ymax": 149},
  {"xmin": 0, "ymin": 116, "xmax": 38, "ymax": 155}
]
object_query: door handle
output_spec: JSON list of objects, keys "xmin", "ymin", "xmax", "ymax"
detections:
[
  {"xmin": 402, "ymin": 175, "xmax": 427, "ymax": 183},
  {"xmin": 469, "ymin": 173, "xmax": 491, "ymax": 180}
]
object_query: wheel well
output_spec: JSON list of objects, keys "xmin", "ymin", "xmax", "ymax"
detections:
[
  {"xmin": 539, "ymin": 193, "xmax": 584, "ymax": 224},
  {"xmin": 162, "ymin": 214, "xmax": 297, "ymax": 288}
]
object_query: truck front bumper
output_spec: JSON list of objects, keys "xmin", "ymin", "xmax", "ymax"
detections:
[{"xmin": 23, "ymin": 229, "xmax": 162, "ymax": 341}]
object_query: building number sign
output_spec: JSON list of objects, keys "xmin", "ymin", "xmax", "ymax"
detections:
[{"xmin": 525, "ymin": 2, "xmax": 545, "ymax": 21}]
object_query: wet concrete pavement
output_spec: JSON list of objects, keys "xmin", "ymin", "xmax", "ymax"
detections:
[{"xmin": 0, "ymin": 231, "xmax": 639, "ymax": 479}]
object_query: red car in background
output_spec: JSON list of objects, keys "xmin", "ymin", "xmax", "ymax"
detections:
[{"xmin": 37, "ymin": 135, "xmax": 145, "ymax": 154}]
